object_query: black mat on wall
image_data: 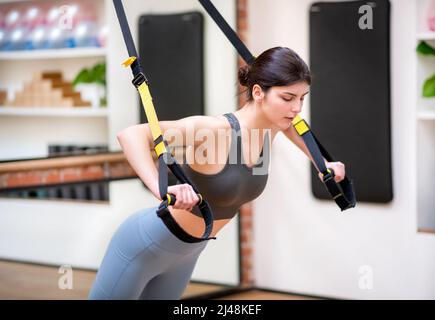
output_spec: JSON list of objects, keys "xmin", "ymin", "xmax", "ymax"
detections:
[
  {"xmin": 309, "ymin": 0, "xmax": 392, "ymax": 203},
  {"xmin": 138, "ymin": 12, "xmax": 204, "ymax": 122}
]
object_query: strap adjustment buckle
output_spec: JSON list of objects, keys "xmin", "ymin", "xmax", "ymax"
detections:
[
  {"xmin": 132, "ymin": 72, "xmax": 148, "ymax": 88},
  {"xmin": 322, "ymin": 169, "xmax": 335, "ymax": 183}
]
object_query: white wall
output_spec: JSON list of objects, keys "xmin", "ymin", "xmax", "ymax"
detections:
[
  {"xmin": 250, "ymin": 0, "xmax": 435, "ymax": 299},
  {"xmin": 0, "ymin": 0, "xmax": 240, "ymax": 288}
]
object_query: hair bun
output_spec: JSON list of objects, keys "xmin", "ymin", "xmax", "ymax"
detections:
[{"xmin": 238, "ymin": 65, "xmax": 250, "ymax": 87}]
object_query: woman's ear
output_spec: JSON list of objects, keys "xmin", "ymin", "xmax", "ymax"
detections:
[{"xmin": 251, "ymin": 84, "xmax": 265, "ymax": 103}]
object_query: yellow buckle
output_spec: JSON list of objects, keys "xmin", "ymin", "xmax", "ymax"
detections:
[
  {"xmin": 122, "ymin": 56, "xmax": 137, "ymax": 68},
  {"xmin": 154, "ymin": 141, "xmax": 166, "ymax": 157},
  {"xmin": 292, "ymin": 115, "xmax": 309, "ymax": 136}
]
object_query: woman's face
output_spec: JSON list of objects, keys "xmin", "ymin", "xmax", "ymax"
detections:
[{"xmin": 255, "ymin": 81, "xmax": 310, "ymax": 130}]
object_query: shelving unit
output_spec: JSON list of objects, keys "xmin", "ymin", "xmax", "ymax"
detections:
[
  {"xmin": 0, "ymin": 0, "xmax": 109, "ymax": 161},
  {"xmin": 416, "ymin": 0, "xmax": 435, "ymax": 233}
]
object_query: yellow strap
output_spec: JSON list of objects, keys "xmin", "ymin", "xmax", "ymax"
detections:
[
  {"xmin": 137, "ymin": 83, "xmax": 163, "ymax": 139},
  {"xmin": 292, "ymin": 115, "xmax": 309, "ymax": 136},
  {"xmin": 154, "ymin": 141, "xmax": 166, "ymax": 157},
  {"xmin": 137, "ymin": 82, "xmax": 168, "ymax": 157}
]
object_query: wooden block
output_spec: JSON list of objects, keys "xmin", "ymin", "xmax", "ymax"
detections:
[
  {"xmin": 23, "ymin": 95, "xmax": 32, "ymax": 106},
  {"xmin": 51, "ymin": 79, "xmax": 72, "ymax": 89},
  {"xmin": 74, "ymin": 100, "xmax": 92, "ymax": 107},
  {"xmin": 61, "ymin": 98, "xmax": 74, "ymax": 108},
  {"xmin": 24, "ymin": 81, "xmax": 51, "ymax": 95},
  {"xmin": 50, "ymin": 96, "xmax": 63, "ymax": 106},
  {"xmin": 60, "ymin": 86, "xmax": 75, "ymax": 96},
  {"xmin": 0, "ymin": 91, "xmax": 6, "ymax": 105},
  {"xmin": 51, "ymin": 89, "xmax": 63, "ymax": 100},
  {"xmin": 43, "ymin": 71, "xmax": 63, "ymax": 80},
  {"xmin": 31, "ymin": 80, "xmax": 52, "ymax": 93},
  {"xmin": 33, "ymin": 71, "xmax": 62, "ymax": 81},
  {"xmin": 14, "ymin": 92, "xmax": 25, "ymax": 101},
  {"xmin": 42, "ymin": 96, "xmax": 51, "ymax": 106},
  {"xmin": 63, "ymin": 92, "xmax": 81, "ymax": 99}
]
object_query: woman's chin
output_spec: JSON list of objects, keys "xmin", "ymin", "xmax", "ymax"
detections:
[{"xmin": 278, "ymin": 118, "xmax": 293, "ymax": 130}]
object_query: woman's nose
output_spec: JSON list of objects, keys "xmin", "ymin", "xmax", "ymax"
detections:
[{"xmin": 291, "ymin": 102, "xmax": 302, "ymax": 114}]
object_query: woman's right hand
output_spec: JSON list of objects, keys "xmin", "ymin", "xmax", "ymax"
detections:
[{"xmin": 166, "ymin": 184, "xmax": 200, "ymax": 211}]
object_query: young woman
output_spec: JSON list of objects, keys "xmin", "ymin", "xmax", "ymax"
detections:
[{"xmin": 88, "ymin": 46, "xmax": 346, "ymax": 300}]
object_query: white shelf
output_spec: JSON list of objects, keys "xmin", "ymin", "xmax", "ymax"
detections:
[
  {"xmin": 0, "ymin": 47, "xmax": 107, "ymax": 61},
  {"xmin": 417, "ymin": 32, "xmax": 435, "ymax": 40},
  {"xmin": 418, "ymin": 110, "xmax": 435, "ymax": 120},
  {"xmin": 0, "ymin": 106, "xmax": 108, "ymax": 117}
]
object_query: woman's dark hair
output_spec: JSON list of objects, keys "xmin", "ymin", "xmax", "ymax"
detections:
[{"xmin": 238, "ymin": 46, "xmax": 311, "ymax": 101}]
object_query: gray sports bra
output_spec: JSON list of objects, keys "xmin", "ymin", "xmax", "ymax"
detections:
[{"xmin": 180, "ymin": 113, "xmax": 270, "ymax": 220}]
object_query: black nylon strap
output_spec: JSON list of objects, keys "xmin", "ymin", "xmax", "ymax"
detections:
[
  {"xmin": 158, "ymin": 156, "xmax": 168, "ymax": 200},
  {"xmin": 300, "ymin": 129, "xmax": 356, "ymax": 211},
  {"xmin": 113, "ymin": 0, "xmax": 137, "ymax": 58},
  {"xmin": 198, "ymin": 0, "xmax": 255, "ymax": 65},
  {"xmin": 157, "ymin": 199, "xmax": 216, "ymax": 243}
]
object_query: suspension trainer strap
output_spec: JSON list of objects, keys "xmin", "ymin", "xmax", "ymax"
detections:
[
  {"xmin": 198, "ymin": 0, "xmax": 356, "ymax": 211},
  {"xmin": 113, "ymin": 0, "xmax": 216, "ymax": 241},
  {"xmin": 198, "ymin": 0, "xmax": 255, "ymax": 65},
  {"xmin": 292, "ymin": 116, "xmax": 356, "ymax": 211}
]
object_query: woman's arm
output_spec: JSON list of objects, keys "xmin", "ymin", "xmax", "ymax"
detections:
[
  {"xmin": 282, "ymin": 124, "xmax": 327, "ymax": 171},
  {"xmin": 116, "ymin": 115, "xmax": 223, "ymax": 200},
  {"xmin": 117, "ymin": 123, "xmax": 161, "ymax": 199},
  {"xmin": 282, "ymin": 125, "xmax": 346, "ymax": 182}
]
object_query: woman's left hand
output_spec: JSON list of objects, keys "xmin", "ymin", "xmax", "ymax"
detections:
[{"xmin": 318, "ymin": 161, "xmax": 346, "ymax": 183}]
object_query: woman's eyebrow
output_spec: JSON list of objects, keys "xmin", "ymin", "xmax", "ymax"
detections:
[{"xmin": 283, "ymin": 91, "xmax": 310, "ymax": 96}]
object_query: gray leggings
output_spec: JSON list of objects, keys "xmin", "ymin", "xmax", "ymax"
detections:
[{"xmin": 88, "ymin": 206, "xmax": 208, "ymax": 300}]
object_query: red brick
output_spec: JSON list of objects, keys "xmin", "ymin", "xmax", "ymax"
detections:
[
  {"xmin": 241, "ymin": 247, "xmax": 252, "ymax": 257},
  {"xmin": 109, "ymin": 162, "xmax": 136, "ymax": 178},
  {"xmin": 81, "ymin": 165, "xmax": 105, "ymax": 180},
  {"xmin": 0, "ymin": 174, "xmax": 9, "ymax": 188},
  {"xmin": 61, "ymin": 168, "xmax": 81, "ymax": 183},
  {"xmin": 7, "ymin": 172, "xmax": 42, "ymax": 187},
  {"xmin": 44, "ymin": 170, "xmax": 62, "ymax": 184}
]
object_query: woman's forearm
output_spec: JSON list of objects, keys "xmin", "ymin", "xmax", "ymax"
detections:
[
  {"xmin": 117, "ymin": 124, "xmax": 161, "ymax": 199},
  {"xmin": 286, "ymin": 125, "xmax": 328, "ymax": 171}
]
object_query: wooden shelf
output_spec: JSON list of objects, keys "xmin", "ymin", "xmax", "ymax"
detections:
[
  {"xmin": 0, "ymin": 152, "xmax": 125, "ymax": 173},
  {"xmin": 0, "ymin": 106, "xmax": 108, "ymax": 117},
  {"xmin": 0, "ymin": 47, "xmax": 107, "ymax": 61},
  {"xmin": 418, "ymin": 228, "xmax": 435, "ymax": 234}
]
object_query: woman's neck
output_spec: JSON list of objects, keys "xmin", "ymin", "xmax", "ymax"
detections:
[{"xmin": 234, "ymin": 102, "xmax": 280, "ymax": 136}]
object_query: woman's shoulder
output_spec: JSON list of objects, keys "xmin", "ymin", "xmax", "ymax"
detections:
[{"xmin": 182, "ymin": 114, "xmax": 231, "ymax": 132}]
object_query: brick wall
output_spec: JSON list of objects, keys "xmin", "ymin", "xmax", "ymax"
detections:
[
  {"xmin": 236, "ymin": 0, "xmax": 255, "ymax": 287},
  {"xmin": 0, "ymin": 153, "xmax": 136, "ymax": 191}
]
